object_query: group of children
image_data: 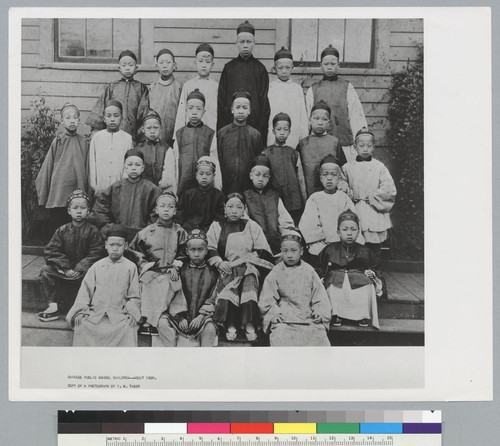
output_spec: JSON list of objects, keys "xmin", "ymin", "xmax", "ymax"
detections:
[{"xmin": 34, "ymin": 20, "xmax": 397, "ymax": 347}]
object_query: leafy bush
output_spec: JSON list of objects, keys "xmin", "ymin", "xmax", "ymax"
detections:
[
  {"xmin": 21, "ymin": 96, "xmax": 59, "ymax": 239},
  {"xmin": 388, "ymin": 49, "xmax": 424, "ymax": 260}
]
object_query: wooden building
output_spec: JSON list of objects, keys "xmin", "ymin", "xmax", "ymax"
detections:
[{"xmin": 21, "ymin": 18, "xmax": 423, "ymax": 166}]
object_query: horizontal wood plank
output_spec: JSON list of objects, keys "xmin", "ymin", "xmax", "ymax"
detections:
[
  {"xmin": 390, "ymin": 46, "xmax": 421, "ymax": 62},
  {"xmin": 21, "ymin": 25, "xmax": 40, "ymax": 41},
  {"xmin": 390, "ymin": 32, "xmax": 423, "ymax": 48},
  {"xmin": 22, "ymin": 39, "xmax": 40, "ymax": 55},
  {"xmin": 154, "ymin": 26, "xmax": 276, "ymax": 44},
  {"xmin": 21, "ymin": 18, "xmax": 41, "ymax": 27},
  {"xmin": 388, "ymin": 19, "xmax": 423, "ymax": 33},
  {"xmin": 151, "ymin": 18, "xmax": 278, "ymax": 30},
  {"xmin": 153, "ymin": 42, "xmax": 276, "ymax": 60}
]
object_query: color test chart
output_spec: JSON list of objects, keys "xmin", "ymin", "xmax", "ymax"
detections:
[{"xmin": 58, "ymin": 411, "xmax": 441, "ymax": 446}]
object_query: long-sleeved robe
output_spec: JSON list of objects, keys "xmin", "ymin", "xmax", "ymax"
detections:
[
  {"xmin": 175, "ymin": 185, "xmax": 225, "ymax": 233},
  {"xmin": 244, "ymin": 187, "xmax": 295, "ymax": 255},
  {"xmin": 89, "ymin": 178, "xmax": 161, "ymax": 241},
  {"xmin": 149, "ymin": 76, "xmax": 183, "ymax": 146},
  {"xmin": 35, "ymin": 130, "xmax": 89, "ymax": 208},
  {"xmin": 39, "ymin": 221, "xmax": 105, "ymax": 306},
  {"xmin": 299, "ymin": 190, "xmax": 363, "ymax": 256},
  {"xmin": 261, "ymin": 144, "xmax": 306, "ymax": 212},
  {"xmin": 66, "ymin": 256, "xmax": 141, "ymax": 346},
  {"xmin": 172, "ymin": 122, "xmax": 221, "ymax": 196},
  {"xmin": 267, "ymin": 78, "xmax": 309, "ymax": 148},
  {"xmin": 207, "ymin": 218, "xmax": 273, "ymax": 328},
  {"xmin": 88, "ymin": 129, "xmax": 132, "ymax": 193},
  {"xmin": 173, "ymin": 77, "xmax": 219, "ymax": 135},
  {"xmin": 134, "ymin": 139, "xmax": 176, "ymax": 189},
  {"xmin": 319, "ymin": 241, "xmax": 381, "ymax": 329},
  {"xmin": 305, "ymin": 76, "xmax": 368, "ymax": 162},
  {"xmin": 217, "ymin": 123, "xmax": 262, "ymax": 195},
  {"xmin": 259, "ymin": 260, "xmax": 331, "ymax": 346},
  {"xmin": 296, "ymin": 133, "xmax": 347, "ymax": 198},
  {"xmin": 86, "ymin": 78, "xmax": 150, "ymax": 142},
  {"xmin": 157, "ymin": 262, "xmax": 219, "ymax": 347},
  {"xmin": 343, "ymin": 158, "xmax": 397, "ymax": 243},
  {"xmin": 217, "ymin": 54, "xmax": 270, "ymax": 140},
  {"xmin": 129, "ymin": 221, "xmax": 188, "ymax": 328}
]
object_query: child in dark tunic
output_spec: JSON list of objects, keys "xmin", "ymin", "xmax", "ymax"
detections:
[
  {"xmin": 157, "ymin": 229, "xmax": 219, "ymax": 347},
  {"xmin": 87, "ymin": 50, "xmax": 149, "ymax": 142},
  {"xmin": 319, "ymin": 210, "xmax": 382, "ymax": 329},
  {"xmin": 262, "ymin": 112, "xmax": 306, "ymax": 225},
  {"xmin": 173, "ymin": 89, "xmax": 221, "ymax": 197},
  {"xmin": 297, "ymin": 100, "xmax": 347, "ymax": 198},
  {"xmin": 36, "ymin": 103, "xmax": 89, "ymax": 232},
  {"xmin": 244, "ymin": 155, "xmax": 294, "ymax": 256},
  {"xmin": 217, "ymin": 20, "xmax": 270, "ymax": 141},
  {"xmin": 89, "ymin": 149, "xmax": 162, "ymax": 241},
  {"xmin": 305, "ymin": 45, "xmax": 367, "ymax": 163},
  {"xmin": 176, "ymin": 156, "xmax": 225, "ymax": 233},
  {"xmin": 38, "ymin": 189, "xmax": 104, "ymax": 322},
  {"xmin": 134, "ymin": 110, "xmax": 175, "ymax": 190},
  {"xmin": 218, "ymin": 90, "xmax": 262, "ymax": 195}
]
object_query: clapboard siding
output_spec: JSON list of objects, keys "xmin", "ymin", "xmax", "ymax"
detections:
[{"xmin": 20, "ymin": 18, "xmax": 423, "ymax": 158}]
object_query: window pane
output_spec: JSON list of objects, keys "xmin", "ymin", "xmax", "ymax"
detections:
[
  {"xmin": 344, "ymin": 19, "xmax": 372, "ymax": 63},
  {"xmin": 87, "ymin": 19, "xmax": 113, "ymax": 59},
  {"xmin": 113, "ymin": 19, "xmax": 140, "ymax": 59},
  {"xmin": 291, "ymin": 19, "xmax": 318, "ymax": 62},
  {"xmin": 59, "ymin": 19, "xmax": 85, "ymax": 58},
  {"xmin": 318, "ymin": 19, "xmax": 345, "ymax": 62}
]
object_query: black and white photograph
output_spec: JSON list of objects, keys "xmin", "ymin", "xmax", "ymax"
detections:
[{"xmin": 9, "ymin": 7, "xmax": 491, "ymax": 401}]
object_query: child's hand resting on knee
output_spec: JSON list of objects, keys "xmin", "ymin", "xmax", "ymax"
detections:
[
  {"xmin": 179, "ymin": 319, "xmax": 189, "ymax": 332},
  {"xmin": 168, "ymin": 267, "xmax": 179, "ymax": 281},
  {"xmin": 364, "ymin": 269, "xmax": 376, "ymax": 280},
  {"xmin": 189, "ymin": 315, "xmax": 205, "ymax": 331}
]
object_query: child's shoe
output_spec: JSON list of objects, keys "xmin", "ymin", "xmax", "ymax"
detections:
[
  {"xmin": 358, "ymin": 319, "xmax": 369, "ymax": 327},
  {"xmin": 332, "ymin": 316, "xmax": 342, "ymax": 327},
  {"xmin": 38, "ymin": 303, "xmax": 59, "ymax": 322},
  {"xmin": 244, "ymin": 323, "xmax": 257, "ymax": 342},
  {"xmin": 139, "ymin": 322, "xmax": 154, "ymax": 336},
  {"xmin": 225, "ymin": 325, "xmax": 237, "ymax": 341}
]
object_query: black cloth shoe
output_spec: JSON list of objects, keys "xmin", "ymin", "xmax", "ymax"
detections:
[
  {"xmin": 358, "ymin": 319, "xmax": 369, "ymax": 327},
  {"xmin": 332, "ymin": 316, "xmax": 342, "ymax": 327},
  {"xmin": 38, "ymin": 310, "xmax": 59, "ymax": 322}
]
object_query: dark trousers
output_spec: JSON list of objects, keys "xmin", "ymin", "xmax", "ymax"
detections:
[
  {"xmin": 365, "ymin": 242, "xmax": 382, "ymax": 269},
  {"xmin": 38, "ymin": 265, "xmax": 83, "ymax": 307}
]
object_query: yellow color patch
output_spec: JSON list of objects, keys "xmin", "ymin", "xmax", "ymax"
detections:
[{"xmin": 273, "ymin": 423, "xmax": 316, "ymax": 434}]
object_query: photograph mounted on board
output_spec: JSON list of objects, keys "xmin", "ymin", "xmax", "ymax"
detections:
[{"xmin": 19, "ymin": 17, "xmax": 423, "ymax": 349}]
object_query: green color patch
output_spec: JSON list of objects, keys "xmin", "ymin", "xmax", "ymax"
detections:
[{"xmin": 316, "ymin": 423, "xmax": 360, "ymax": 433}]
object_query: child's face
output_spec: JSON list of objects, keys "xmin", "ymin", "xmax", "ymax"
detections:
[
  {"xmin": 106, "ymin": 236, "xmax": 127, "ymax": 261},
  {"xmin": 225, "ymin": 197, "xmax": 246, "ymax": 222},
  {"xmin": 62, "ymin": 109, "xmax": 80, "ymax": 132},
  {"xmin": 338, "ymin": 220, "xmax": 360, "ymax": 245},
  {"xmin": 281, "ymin": 240, "xmax": 303, "ymax": 267},
  {"xmin": 273, "ymin": 120, "xmax": 291, "ymax": 144},
  {"xmin": 231, "ymin": 98, "xmax": 251, "ymax": 123},
  {"xmin": 250, "ymin": 166, "xmax": 271, "ymax": 190},
  {"xmin": 321, "ymin": 55, "xmax": 339, "ymax": 77},
  {"xmin": 156, "ymin": 53, "xmax": 176, "ymax": 78},
  {"xmin": 67, "ymin": 197, "xmax": 89, "ymax": 223},
  {"xmin": 104, "ymin": 106, "xmax": 122, "ymax": 131},
  {"xmin": 319, "ymin": 164, "xmax": 340, "ymax": 193},
  {"xmin": 118, "ymin": 56, "xmax": 137, "ymax": 79},
  {"xmin": 355, "ymin": 135, "xmax": 375, "ymax": 159},
  {"xmin": 274, "ymin": 58, "xmax": 293, "ymax": 82},
  {"xmin": 236, "ymin": 32, "xmax": 255, "ymax": 58},
  {"xmin": 310, "ymin": 109, "xmax": 330, "ymax": 135},
  {"xmin": 186, "ymin": 98, "xmax": 205, "ymax": 125},
  {"xmin": 195, "ymin": 165, "xmax": 215, "ymax": 189},
  {"xmin": 124, "ymin": 156, "xmax": 144, "ymax": 180},
  {"xmin": 143, "ymin": 118, "xmax": 161, "ymax": 141},
  {"xmin": 155, "ymin": 195, "xmax": 177, "ymax": 222},
  {"xmin": 186, "ymin": 239, "xmax": 208, "ymax": 266},
  {"xmin": 194, "ymin": 51, "xmax": 214, "ymax": 78}
]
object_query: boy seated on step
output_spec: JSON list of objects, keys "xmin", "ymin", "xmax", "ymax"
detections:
[
  {"xmin": 37, "ymin": 189, "xmax": 105, "ymax": 322},
  {"xmin": 156, "ymin": 229, "xmax": 219, "ymax": 347},
  {"xmin": 66, "ymin": 223, "xmax": 142, "ymax": 347}
]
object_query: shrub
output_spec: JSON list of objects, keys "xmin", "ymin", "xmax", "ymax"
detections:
[
  {"xmin": 21, "ymin": 96, "xmax": 59, "ymax": 239},
  {"xmin": 387, "ymin": 49, "xmax": 424, "ymax": 260}
]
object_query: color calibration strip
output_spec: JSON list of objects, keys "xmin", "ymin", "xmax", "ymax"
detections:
[{"xmin": 58, "ymin": 411, "xmax": 441, "ymax": 435}]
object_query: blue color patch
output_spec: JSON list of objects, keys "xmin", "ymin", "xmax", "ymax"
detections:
[{"xmin": 360, "ymin": 423, "xmax": 403, "ymax": 434}]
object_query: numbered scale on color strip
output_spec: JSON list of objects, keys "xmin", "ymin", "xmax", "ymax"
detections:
[{"xmin": 58, "ymin": 433, "xmax": 441, "ymax": 446}]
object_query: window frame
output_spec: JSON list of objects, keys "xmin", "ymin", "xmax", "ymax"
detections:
[
  {"xmin": 54, "ymin": 18, "xmax": 142, "ymax": 64},
  {"xmin": 289, "ymin": 18, "xmax": 376, "ymax": 69}
]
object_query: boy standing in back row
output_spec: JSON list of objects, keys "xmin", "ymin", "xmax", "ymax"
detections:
[
  {"xmin": 306, "ymin": 45, "xmax": 367, "ymax": 162},
  {"xmin": 217, "ymin": 20, "xmax": 270, "ymax": 141}
]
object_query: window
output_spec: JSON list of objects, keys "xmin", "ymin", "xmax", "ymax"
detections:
[
  {"xmin": 290, "ymin": 19, "xmax": 375, "ymax": 67},
  {"xmin": 55, "ymin": 19, "xmax": 141, "ymax": 63}
]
